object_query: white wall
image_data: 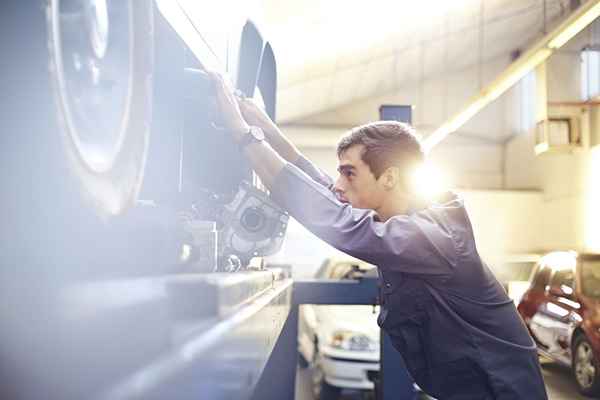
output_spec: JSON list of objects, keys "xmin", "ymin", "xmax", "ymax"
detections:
[
  {"xmin": 278, "ymin": 53, "xmax": 515, "ymax": 191},
  {"xmin": 503, "ymin": 24, "xmax": 600, "ymax": 253},
  {"xmin": 459, "ymin": 190, "xmax": 543, "ymax": 257},
  {"xmin": 275, "ymin": 21, "xmax": 600, "ymax": 268}
]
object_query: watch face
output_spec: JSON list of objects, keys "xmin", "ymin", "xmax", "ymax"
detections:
[{"xmin": 249, "ymin": 126, "xmax": 265, "ymax": 141}]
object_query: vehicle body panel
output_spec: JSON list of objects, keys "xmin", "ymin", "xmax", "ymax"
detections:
[{"xmin": 518, "ymin": 252, "xmax": 600, "ymax": 368}]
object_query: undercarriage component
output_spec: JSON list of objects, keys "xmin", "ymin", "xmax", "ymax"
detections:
[
  {"xmin": 220, "ymin": 181, "xmax": 288, "ymax": 265},
  {"xmin": 2, "ymin": 2, "xmax": 288, "ymax": 399},
  {"xmin": 181, "ymin": 220, "xmax": 218, "ymax": 273}
]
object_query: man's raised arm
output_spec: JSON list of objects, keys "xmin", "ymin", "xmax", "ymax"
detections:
[
  {"xmin": 208, "ymin": 72, "xmax": 456, "ymax": 276},
  {"xmin": 238, "ymin": 97, "xmax": 335, "ymax": 190}
]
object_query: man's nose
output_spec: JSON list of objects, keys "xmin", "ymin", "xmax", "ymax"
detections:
[{"xmin": 333, "ymin": 178, "xmax": 346, "ymax": 201}]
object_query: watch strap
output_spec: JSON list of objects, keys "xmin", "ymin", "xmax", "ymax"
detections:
[{"xmin": 238, "ymin": 127, "xmax": 263, "ymax": 150}]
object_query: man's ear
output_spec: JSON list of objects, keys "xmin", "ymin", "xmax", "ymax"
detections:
[{"xmin": 381, "ymin": 167, "xmax": 400, "ymax": 190}]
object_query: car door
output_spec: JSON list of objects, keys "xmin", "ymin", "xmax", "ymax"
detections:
[
  {"xmin": 531, "ymin": 266, "xmax": 580, "ymax": 364},
  {"xmin": 519, "ymin": 261, "xmax": 552, "ymax": 331}
]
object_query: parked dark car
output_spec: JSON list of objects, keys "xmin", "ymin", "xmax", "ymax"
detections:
[{"xmin": 517, "ymin": 251, "xmax": 600, "ymax": 396}]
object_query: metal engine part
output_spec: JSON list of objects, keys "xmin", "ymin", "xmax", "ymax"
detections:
[
  {"xmin": 181, "ymin": 220, "xmax": 218, "ymax": 273},
  {"xmin": 219, "ymin": 181, "xmax": 289, "ymax": 265}
]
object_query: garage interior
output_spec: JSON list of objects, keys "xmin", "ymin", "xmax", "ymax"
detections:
[
  {"xmin": 262, "ymin": 1, "xmax": 600, "ymax": 398},
  {"xmin": 268, "ymin": 0, "xmax": 599, "ymax": 266},
  {"xmin": 2, "ymin": 0, "xmax": 600, "ymax": 399}
]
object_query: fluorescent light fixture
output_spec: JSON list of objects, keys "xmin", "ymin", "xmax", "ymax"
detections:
[
  {"xmin": 548, "ymin": 1, "xmax": 600, "ymax": 49},
  {"xmin": 425, "ymin": 98, "xmax": 486, "ymax": 151},
  {"xmin": 424, "ymin": 48, "xmax": 553, "ymax": 152},
  {"xmin": 486, "ymin": 49, "xmax": 553, "ymax": 102},
  {"xmin": 425, "ymin": 0, "xmax": 600, "ymax": 151}
]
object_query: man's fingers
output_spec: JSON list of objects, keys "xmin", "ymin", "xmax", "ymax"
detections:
[
  {"xmin": 207, "ymin": 71, "xmax": 235, "ymax": 105},
  {"xmin": 207, "ymin": 71, "xmax": 224, "ymax": 88},
  {"xmin": 207, "ymin": 71, "xmax": 233, "ymax": 94},
  {"xmin": 238, "ymin": 97, "xmax": 255, "ymax": 110},
  {"xmin": 207, "ymin": 72, "xmax": 251, "ymax": 110}
]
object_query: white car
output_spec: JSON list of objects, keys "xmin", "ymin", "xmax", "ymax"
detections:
[{"xmin": 298, "ymin": 258, "xmax": 380, "ymax": 400}]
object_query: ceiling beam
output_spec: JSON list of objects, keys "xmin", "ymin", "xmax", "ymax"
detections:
[{"xmin": 424, "ymin": 0, "xmax": 600, "ymax": 152}]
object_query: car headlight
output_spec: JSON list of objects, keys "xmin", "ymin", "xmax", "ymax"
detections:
[{"xmin": 329, "ymin": 330, "xmax": 378, "ymax": 352}]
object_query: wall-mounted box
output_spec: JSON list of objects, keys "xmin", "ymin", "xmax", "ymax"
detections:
[{"xmin": 534, "ymin": 114, "xmax": 582, "ymax": 155}]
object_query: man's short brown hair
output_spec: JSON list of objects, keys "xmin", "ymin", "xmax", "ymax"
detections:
[{"xmin": 337, "ymin": 121, "xmax": 424, "ymax": 179}]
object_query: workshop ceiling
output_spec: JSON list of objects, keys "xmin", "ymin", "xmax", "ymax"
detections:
[{"xmin": 262, "ymin": 0, "xmax": 576, "ymax": 125}]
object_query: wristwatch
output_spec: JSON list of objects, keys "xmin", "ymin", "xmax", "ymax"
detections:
[{"xmin": 238, "ymin": 125, "xmax": 265, "ymax": 150}]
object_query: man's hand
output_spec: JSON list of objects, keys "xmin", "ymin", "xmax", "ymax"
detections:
[
  {"xmin": 238, "ymin": 97, "xmax": 277, "ymax": 135},
  {"xmin": 239, "ymin": 96, "xmax": 302, "ymax": 164},
  {"xmin": 208, "ymin": 71, "xmax": 249, "ymax": 142},
  {"xmin": 208, "ymin": 70, "xmax": 301, "ymax": 165}
]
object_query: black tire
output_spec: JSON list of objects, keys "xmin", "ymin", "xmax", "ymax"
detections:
[{"xmin": 573, "ymin": 334, "xmax": 600, "ymax": 396}]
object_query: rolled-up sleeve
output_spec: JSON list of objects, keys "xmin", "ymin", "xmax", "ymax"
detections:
[{"xmin": 271, "ymin": 163, "xmax": 457, "ymax": 277}]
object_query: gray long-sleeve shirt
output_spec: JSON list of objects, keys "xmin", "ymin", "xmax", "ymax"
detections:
[{"xmin": 270, "ymin": 157, "xmax": 548, "ymax": 400}]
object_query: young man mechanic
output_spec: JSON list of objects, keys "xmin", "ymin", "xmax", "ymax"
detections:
[{"xmin": 208, "ymin": 72, "xmax": 548, "ymax": 400}]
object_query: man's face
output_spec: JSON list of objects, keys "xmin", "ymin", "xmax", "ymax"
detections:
[{"xmin": 333, "ymin": 144, "xmax": 386, "ymax": 210}]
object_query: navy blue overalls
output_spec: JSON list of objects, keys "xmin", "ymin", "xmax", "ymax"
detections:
[{"xmin": 271, "ymin": 156, "xmax": 548, "ymax": 400}]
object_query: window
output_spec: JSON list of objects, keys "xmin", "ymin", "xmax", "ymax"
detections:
[
  {"xmin": 581, "ymin": 260, "xmax": 600, "ymax": 298},
  {"xmin": 531, "ymin": 263, "xmax": 552, "ymax": 290},
  {"xmin": 549, "ymin": 268, "xmax": 575, "ymax": 296},
  {"xmin": 328, "ymin": 263, "xmax": 355, "ymax": 280},
  {"xmin": 534, "ymin": 116, "xmax": 581, "ymax": 154},
  {"xmin": 519, "ymin": 71, "xmax": 537, "ymax": 133},
  {"xmin": 581, "ymin": 48, "xmax": 600, "ymax": 101},
  {"xmin": 314, "ymin": 261, "xmax": 331, "ymax": 279}
]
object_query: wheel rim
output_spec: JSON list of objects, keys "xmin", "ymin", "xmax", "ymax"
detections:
[
  {"xmin": 51, "ymin": 0, "xmax": 133, "ymax": 172},
  {"xmin": 575, "ymin": 340, "xmax": 597, "ymax": 389}
]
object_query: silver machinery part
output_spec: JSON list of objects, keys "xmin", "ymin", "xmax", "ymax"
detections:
[
  {"xmin": 219, "ymin": 181, "xmax": 289, "ymax": 265},
  {"xmin": 181, "ymin": 220, "xmax": 218, "ymax": 273}
]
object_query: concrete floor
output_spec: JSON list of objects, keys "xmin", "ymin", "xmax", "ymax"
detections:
[
  {"xmin": 295, "ymin": 356, "xmax": 600, "ymax": 400},
  {"xmin": 538, "ymin": 357, "xmax": 597, "ymax": 400}
]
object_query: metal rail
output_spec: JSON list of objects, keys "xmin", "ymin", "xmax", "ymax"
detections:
[{"xmin": 251, "ymin": 277, "xmax": 416, "ymax": 400}]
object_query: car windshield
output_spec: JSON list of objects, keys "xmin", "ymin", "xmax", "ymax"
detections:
[
  {"xmin": 581, "ymin": 260, "xmax": 600, "ymax": 298},
  {"xmin": 316, "ymin": 260, "xmax": 376, "ymax": 280}
]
